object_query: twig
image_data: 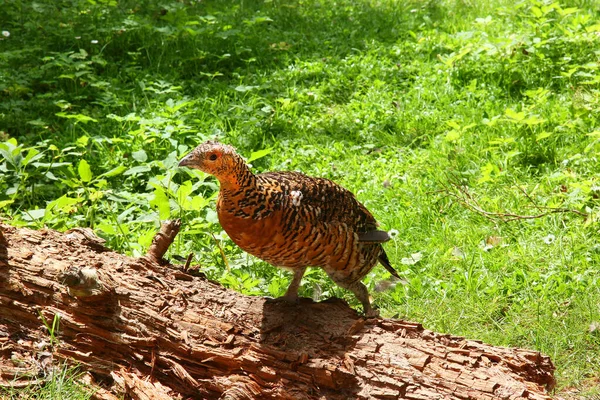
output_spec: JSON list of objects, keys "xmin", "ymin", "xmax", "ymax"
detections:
[
  {"xmin": 514, "ymin": 183, "xmax": 544, "ymax": 214},
  {"xmin": 442, "ymin": 182, "xmax": 587, "ymax": 223},
  {"xmin": 183, "ymin": 253, "xmax": 194, "ymax": 272},
  {"xmin": 524, "ymin": 205, "xmax": 588, "ymax": 215},
  {"xmin": 442, "ymin": 183, "xmax": 502, "ymax": 223}
]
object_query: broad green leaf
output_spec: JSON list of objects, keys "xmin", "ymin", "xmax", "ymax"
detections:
[
  {"xmin": 134, "ymin": 212, "xmax": 160, "ymax": 223},
  {"xmin": 70, "ymin": 48, "xmax": 88, "ymax": 59},
  {"xmin": 150, "ymin": 187, "xmax": 171, "ymax": 220},
  {"xmin": 124, "ymin": 166, "xmax": 151, "ymax": 176},
  {"xmin": 89, "ymin": 190, "xmax": 104, "ymax": 201},
  {"xmin": 557, "ymin": 6, "xmax": 579, "ymax": 16},
  {"xmin": 261, "ymin": 105, "xmax": 274, "ymax": 114},
  {"xmin": 0, "ymin": 142, "xmax": 19, "ymax": 167},
  {"xmin": 206, "ymin": 208, "xmax": 219, "ymax": 224},
  {"xmin": 137, "ymin": 228, "xmax": 157, "ymax": 248},
  {"xmin": 27, "ymin": 119, "xmax": 48, "ymax": 127},
  {"xmin": 586, "ymin": 23, "xmax": 600, "ymax": 33},
  {"xmin": 76, "ymin": 135, "xmax": 89, "ymax": 147},
  {"xmin": 78, "ymin": 160, "xmax": 93, "ymax": 182},
  {"xmin": 0, "ymin": 200, "xmax": 14, "ymax": 208},
  {"xmin": 22, "ymin": 208, "xmax": 46, "ymax": 221},
  {"xmin": 505, "ymin": 108, "xmax": 525, "ymax": 121},
  {"xmin": 536, "ymin": 131, "xmax": 552, "ymax": 141},
  {"xmin": 166, "ymin": 99, "xmax": 194, "ymax": 113},
  {"xmin": 445, "ymin": 130, "xmax": 461, "ymax": 142},
  {"xmin": 22, "ymin": 148, "xmax": 43, "ymax": 166},
  {"xmin": 56, "ymin": 112, "xmax": 98, "ymax": 124},
  {"xmin": 132, "ymin": 149, "xmax": 148, "ymax": 162},
  {"xmin": 44, "ymin": 171, "xmax": 57, "ymax": 181},
  {"xmin": 478, "ymin": 162, "xmax": 496, "ymax": 184},
  {"xmin": 96, "ymin": 223, "xmax": 117, "ymax": 235},
  {"xmin": 247, "ymin": 147, "xmax": 273, "ymax": 162},
  {"xmin": 523, "ymin": 116, "xmax": 546, "ymax": 125},
  {"xmin": 177, "ymin": 181, "xmax": 194, "ymax": 203},
  {"xmin": 531, "ymin": 6, "xmax": 543, "ymax": 18},
  {"xmin": 235, "ymin": 85, "xmax": 258, "ymax": 92},
  {"xmin": 189, "ymin": 196, "xmax": 209, "ymax": 211},
  {"xmin": 446, "ymin": 120, "xmax": 461, "ymax": 129},
  {"xmin": 117, "ymin": 207, "xmax": 136, "ymax": 224},
  {"xmin": 47, "ymin": 195, "xmax": 81, "ymax": 214},
  {"xmin": 100, "ymin": 165, "xmax": 127, "ymax": 178},
  {"xmin": 244, "ymin": 16, "xmax": 273, "ymax": 25},
  {"xmin": 489, "ymin": 137, "xmax": 516, "ymax": 145},
  {"xmin": 161, "ymin": 151, "xmax": 179, "ymax": 168},
  {"xmin": 32, "ymin": 162, "xmax": 72, "ymax": 168}
]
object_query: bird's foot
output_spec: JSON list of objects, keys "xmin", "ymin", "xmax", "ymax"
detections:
[{"xmin": 364, "ymin": 307, "xmax": 380, "ymax": 319}]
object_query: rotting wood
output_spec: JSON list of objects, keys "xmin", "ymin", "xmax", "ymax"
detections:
[
  {"xmin": 0, "ymin": 222, "xmax": 555, "ymax": 399},
  {"xmin": 145, "ymin": 219, "xmax": 181, "ymax": 265}
]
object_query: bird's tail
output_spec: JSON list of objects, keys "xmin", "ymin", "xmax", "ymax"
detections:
[{"xmin": 378, "ymin": 247, "xmax": 400, "ymax": 279}]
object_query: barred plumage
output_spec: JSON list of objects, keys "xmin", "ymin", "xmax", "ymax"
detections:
[{"xmin": 179, "ymin": 140, "xmax": 399, "ymax": 317}]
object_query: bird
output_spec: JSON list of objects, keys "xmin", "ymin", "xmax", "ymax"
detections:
[{"xmin": 178, "ymin": 140, "xmax": 399, "ymax": 317}]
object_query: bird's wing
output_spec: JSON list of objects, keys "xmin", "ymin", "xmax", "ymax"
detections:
[
  {"xmin": 257, "ymin": 171, "xmax": 382, "ymax": 235},
  {"xmin": 358, "ymin": 230, "xmax": 391, "ymax": 243}
]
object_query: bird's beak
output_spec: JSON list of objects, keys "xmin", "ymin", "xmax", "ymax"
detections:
[{"xmin": 178, "ymin": 153, "xmax": 194, "ymax": 167}]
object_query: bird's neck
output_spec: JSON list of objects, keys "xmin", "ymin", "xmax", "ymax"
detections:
[
  {"xmin": 217, "ymin": 159, "xmax": 257, "ymax": 194},
  {"xmin": 217, "ymin": 162, "xmax": 262, "ymax": 220}
]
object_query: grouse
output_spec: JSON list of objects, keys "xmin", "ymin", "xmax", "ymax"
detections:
[{"xmin": 179, "ymin": 141, "xmax": 399, "ymax": 317}]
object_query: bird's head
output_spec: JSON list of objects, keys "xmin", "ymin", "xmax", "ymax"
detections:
[{"xmin": 179, "ymin": 140, "xmax": 249, "ymax": 187}]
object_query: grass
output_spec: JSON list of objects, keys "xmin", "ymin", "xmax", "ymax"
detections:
[
  {"xmin": 1, "ymin": 0, "xmax": 600, "ymax": 396},
  {"xmin": 0, "ymin": 364, "xmax": 93, "ymax": 400}
]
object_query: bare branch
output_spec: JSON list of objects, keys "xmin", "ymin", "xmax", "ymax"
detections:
[{"xmin": 441, "ymin": 181, "xmax": 587, "ymax": 223}]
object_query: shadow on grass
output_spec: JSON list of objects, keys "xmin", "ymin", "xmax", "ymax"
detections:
[{"xmin": 0, "ymin": 0, "xmax": 470, "ymax": 138}]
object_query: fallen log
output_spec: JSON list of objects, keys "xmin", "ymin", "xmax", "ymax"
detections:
[{"xmin": 0, "ymin": 222, "xmax": 555, "ymax": 399}]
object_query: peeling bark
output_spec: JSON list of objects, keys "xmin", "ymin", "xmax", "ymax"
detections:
[{"xmin": 0, "ymin": 223, "xmax": 555, "ymax": 399}]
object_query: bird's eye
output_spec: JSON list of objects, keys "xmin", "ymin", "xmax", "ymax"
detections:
[{"xmin": 209, "ymin": 154, "xmax": 218, "ymax": 161}]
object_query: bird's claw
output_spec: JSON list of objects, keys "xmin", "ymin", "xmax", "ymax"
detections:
[{"xmin": 364, "ymin": 308, "xmax": 380, "ymax": 319}]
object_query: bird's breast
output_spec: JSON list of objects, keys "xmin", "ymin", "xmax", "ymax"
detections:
[{"xmin": 217, "ymin": 194, "xmax": 275, "ymax": 251}]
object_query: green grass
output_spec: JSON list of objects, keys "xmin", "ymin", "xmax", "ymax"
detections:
[
  {"xmin": 2, "ymin": 0, "xmax": 600, "ymax": 396},
  {"xmin": 1, "ymin": 364, "xmax": 94, "ymax": 400}
]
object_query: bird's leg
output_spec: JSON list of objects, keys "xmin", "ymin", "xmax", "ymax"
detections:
[
  {"xmin": 346, "ymin": 281, "xmax": 380, "ymax": 318},
  {"xmin": 324, "ymin": 270, "xmax": 380, "ymax": 317},
  {"xmin": 280, "ymin": 266, "xmax": 307, "ymax": 302}
]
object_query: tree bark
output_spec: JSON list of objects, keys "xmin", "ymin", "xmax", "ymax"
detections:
[{"xmin": 0, "ymin": 222, "xmax": 555, "ymax": 399}]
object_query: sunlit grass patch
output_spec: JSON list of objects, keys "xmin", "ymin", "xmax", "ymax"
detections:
[{"xmin": 1, "ymin": 0, "xmax": 600, "ymax": 395}]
